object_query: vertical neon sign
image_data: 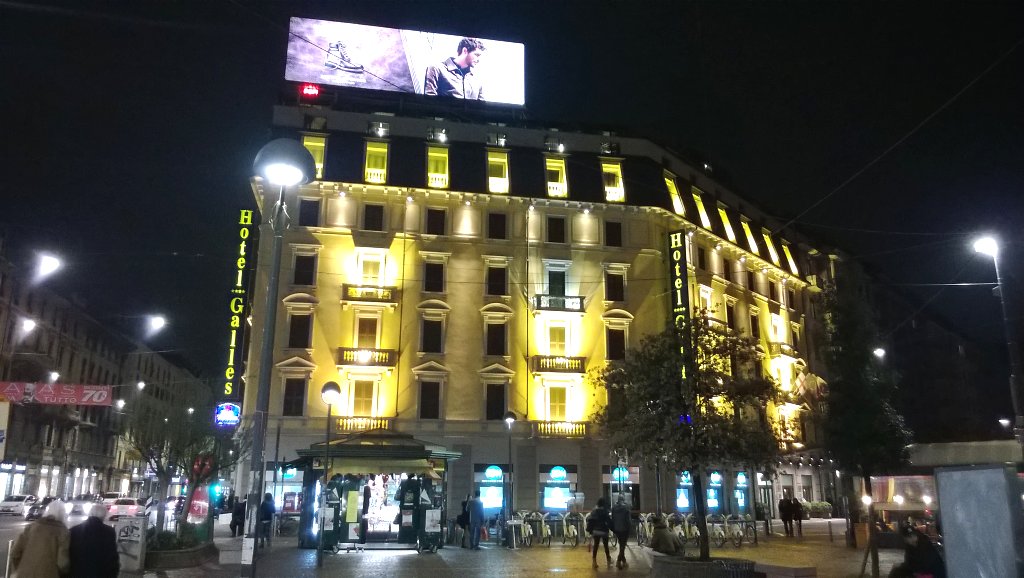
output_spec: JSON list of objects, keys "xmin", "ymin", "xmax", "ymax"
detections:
[{"xmin": 223, "ymin": 209, "xmax": 253, "ymax": 398}]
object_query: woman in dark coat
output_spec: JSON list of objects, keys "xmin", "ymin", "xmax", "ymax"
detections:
[
  {"xmin": 610, "ymin": 497, "xmax": 632, "ymax": 569},
  {"xmin": 588, "ymin": 497, "xmax": 613, "ymax": 569}
]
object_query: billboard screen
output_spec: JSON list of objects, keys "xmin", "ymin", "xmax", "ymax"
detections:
[{"xmin": 285, "ymin": 18, "xmax": 525, "ymax": 106}]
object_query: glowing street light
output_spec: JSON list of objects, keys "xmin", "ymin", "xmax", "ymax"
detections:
[
  {"xmin": 872, "ymin": 348, "xmax": 886, "ymax": 359},
  {"xmin": 187, "ymin": 407, "xmax": 195, "ymax": 415},
  {"xmin": 137, "ymin": 381, "xmax": 146, "ymax": 391},
  {"xmin": 48, "ymin": 372, "xmax": 59, "ymax": 383},
  {"xmin": 861, "ymin": 495, "xmax": 872, "ymax": 506},
  {"xmin": 36, "ymin": 254, "xmax": 62, "ymax": 280},
  {"xmin": 147, "ymin": 315, "xmax": 167, "ymax": 333},
  {"xmin": 973, "ymin": 234, "xmax": 1023, "ymax": 454},
  {"xmin": 246, "ymin": 139, "xmax": 315, "ymax": 576},
  {"xmin": 21, "ymin": 318, "xmax": 37, "ymax": 333},
  {"xmin": 116, "ymin": 399, "xmax": 126, "ymax": 410},
  {"xmin": 317, "ymin": 381, "xmax": 342, "ymax": 567}
]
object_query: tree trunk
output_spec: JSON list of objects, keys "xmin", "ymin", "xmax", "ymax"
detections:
[
  {"xmin": 747, "ymin": 465, "xmax": 759, "ymax": 544},
  {"xmin": 154, "ymin": 475, "xmax": 169, "ymax": 534},
  {"xmin": 692, "ymin": 468, "xmax": 711, "ymax": 560}
]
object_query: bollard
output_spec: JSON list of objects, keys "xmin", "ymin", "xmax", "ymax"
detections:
[
  {"xmin": 5, "ymin": 538, "xmax": 12, "ymax": 578},
  {"xmin": 828, "ymin": 520, "xmax": 834, "ymax": 542}
]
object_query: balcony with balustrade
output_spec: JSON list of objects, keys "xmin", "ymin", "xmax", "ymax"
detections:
[
  {"xmin": 530, "ymin": 355, "xmax": 586, "ymax": 373},
  {"xmin": 364, "ymin": 168, "xmax": 386, "ymax": 184},
  {"xmin": 427, "ymin": 173, "xmax": 449, "ymax": 189},
  {"xmin": 532, "ymin": 420, "xmax": 588, "ymax": 438},
  {"xmin": 767, "ymin": 342, "xmax": 798, "ymax": 359},
  {"xmin": 336, "ymin": 347, "xmax": 397, "ymax": 368},
  {"xmin": 532, "ymin": 295, "xmax": 585, "ymax": 313},
  {"xmin": 336, "ymin": 416, "xmax": 392, "ymax": 432},
  {"xmin": 547, "ymin": 182, "xmax": 567, "ymax": 197}
]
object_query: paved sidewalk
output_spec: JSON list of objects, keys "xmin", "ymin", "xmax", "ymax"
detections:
[{"xmin": 134, "ymin": 518, "xmax": 905, "ymax": 578}]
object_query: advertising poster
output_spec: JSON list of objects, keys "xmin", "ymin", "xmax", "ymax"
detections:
[
  {"xmin": 285, "ymin": 18, "xmax": 525, "ymax": 106},
  {"xmin": 0, "ymin": 382, "xmax": 112, "ymax": 406}
]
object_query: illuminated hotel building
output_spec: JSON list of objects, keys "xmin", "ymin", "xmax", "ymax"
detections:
[{"xmin": 238, "ymin": 101, "xmax": 835, "ymax": 517}]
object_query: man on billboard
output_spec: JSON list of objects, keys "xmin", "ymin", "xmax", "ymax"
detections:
[{"xmin": 423, "ymin": 37, "xmax": 486, "ymax": 100}]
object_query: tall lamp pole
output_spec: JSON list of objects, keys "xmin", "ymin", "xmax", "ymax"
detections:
[
  {"xmin": 244, "ymin": 139, "xmax": 314, "ymax": 577},
  {"xmin": 974, "ymin": 236, "xmax": 1024, "ymax": 456},
  {"xmin": 503, "ymin": 411, "xmax": 517, "ymax": 548},
  {"xmin": 318, "ymin": 381, "xmax": 341, "ymax": 568}
]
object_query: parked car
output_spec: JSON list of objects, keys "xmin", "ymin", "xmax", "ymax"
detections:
[
  {"xmin": 0, "ymin": 495, "xmax": 37, "ymax": 516},
  {"xmin": 107, "ymin": 497, "xmax": 144, "ymax": 521},
  {"xmin": 24, "ymin": 497, "xmax": 56, "ymax": 520}
]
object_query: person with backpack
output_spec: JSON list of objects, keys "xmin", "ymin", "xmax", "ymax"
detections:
[
  {"xmin": 611, "ymin": 496, "xmax": 632, "ymax": 569},
  {"xmin": 587, "ymin": 497, "xmax": 613, "ymax": 569}
]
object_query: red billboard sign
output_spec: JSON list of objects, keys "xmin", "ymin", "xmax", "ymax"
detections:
[{"xmin": 0, "ymin": 382, "xmax": 113, "ymax": 406}]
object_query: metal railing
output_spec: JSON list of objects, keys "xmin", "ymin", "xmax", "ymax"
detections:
[
  {"xmin": 341, "ymin": 284, "xmax": 399, "ymax": 303},
  {"xmin": 532, "ymin": 295, "xmax": 584, "ymax": 312}
]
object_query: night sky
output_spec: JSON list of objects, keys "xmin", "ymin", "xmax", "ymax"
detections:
[{"xmin": 2, "ymin": 2, "xmax": 1022, "ymax": 425}]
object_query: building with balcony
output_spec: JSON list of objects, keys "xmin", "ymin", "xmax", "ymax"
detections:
[
  {"xmin": 0, "ymin": 238, "xmax": 205, "ymax": 499},
  {"xmin": 237, "ymin": 97, "xmax": 837, "ymax": 519}
]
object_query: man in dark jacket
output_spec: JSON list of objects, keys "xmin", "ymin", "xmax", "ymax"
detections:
[
  {"xmin": 69, "ymin": 503, "xmax": 120, "ymax": 578},
  {"xmin": 229, "ymin": 498, "xmax": 246, "ymax": 537},
  {"xmin": 257, "ymin": 493, "xmax": 275, "ymax": 548},
  {"xmin": 468, "ymin": 490, "xmax": 485, "ymax": 550},
  {"xmin": 611, "ymin": 497, "xmax": 632, "ymax": 569},
  {"xmin": 778, "ymin": 497, "xmax": 794, "ymax": 536}
]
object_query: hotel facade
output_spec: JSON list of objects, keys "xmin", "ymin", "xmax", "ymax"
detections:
[{"xmin": 235, "ymin": 100, "xmax": 838, "ymax": 521}]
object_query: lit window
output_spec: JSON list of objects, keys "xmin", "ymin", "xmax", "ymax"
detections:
[
  {"xmin": 487, "ymin": 150, "xmax": 509, "ymax": 193},
  {"xmin": 364, "ymin": 142, "xmax": 388, "ymax": 184},
  {"xmin": 782, "ymin": 243, "xmax": 799, "ymax": 275},
  {"xmin": 691, "ymin": 188, "xmax": 712, "ymax": 229},
  {"xmin": 548, "ymin": 386, "xmax": 567, "ymax": 421},
  {"xmin": 741, "ymin": 220, "xmax": 759, "ymax": 255},
  {"xmin": 698, "ymin": 285, "xmax": 713, "ymax": 314},
  {"xmin": 717, "ymin": 207, "xmax": 736, "ymax": 243},
  {"xmin": 548, "ymin": 324, "xmax": 566, "ymax": 356},
  {"xmin": 427, "ymin": 146, "xmax": 449, "ymax": 189},
  {"xmin": 351, "ymin": 380, "xmax": 374, "ymax": 416},
  {"xmin": 601, "ymin": 161, "xmax": 625, "ymax": 202},
  {"xmin": 545, "ymin": 157, "xmax": 568, "ymax": 198},
  {"xmin": 301, "ymin": 135, "xmax": 326, "ymax": 179},
  {"xmin": 360, "ymin": 255, "xmax": 382, "ymax": 285},
  {"xmin": 762, "ymin": 231, "xmax": 781, "ymax": 266},
  {"xmin": 356, "ymin": 316, "xmax": 378, "ymax": 348},
  {"xmin": 665, "ymin": 173, "xmax": 684, "ymax": 215}
]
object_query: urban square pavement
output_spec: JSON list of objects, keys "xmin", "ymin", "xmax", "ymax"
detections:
[{"xmin": 131, "ymin": 517, "xmax": 905, "ymax": 578}]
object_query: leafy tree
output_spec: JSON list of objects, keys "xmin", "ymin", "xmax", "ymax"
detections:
[
  {"xmin": 594, "ymin": 310, "xmax": 780, "ymax": 560},
  {"xmin": 122, "ymin": 385, "xmax": 249, "ymax": 538},
  {"xmin": 820, "ymin": 263, "xmax": 911, "ymax": 576}
]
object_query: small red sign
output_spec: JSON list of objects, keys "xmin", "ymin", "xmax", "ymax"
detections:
[{"xmin": 0, "ymin": 382, "xmax": 113, "ymax": 406}]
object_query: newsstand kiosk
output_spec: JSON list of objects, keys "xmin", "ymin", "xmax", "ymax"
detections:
[{"xmin": 288, "ymin": 428, "xmax": 460, "ymax": 553}]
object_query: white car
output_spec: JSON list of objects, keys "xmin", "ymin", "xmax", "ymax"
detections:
[
  {"xmin": 0, "ymin": 495, "xmax": 37, "ymax": 516},
  {"xmin": 101, "ymin": 492, "xmax": 122, "ymax": 507},
  {"xmin": 107, "ymin": 498, "xmax": 144, "ymax": 521}
]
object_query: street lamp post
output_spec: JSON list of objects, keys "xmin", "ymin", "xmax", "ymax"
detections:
[
  {"xmin": 243, "ymin": 139, "xmax": 314, "ymax": 577},
  {"xmin": 974, "ymin": 236, "xmax": 1024, "ymax": 455},
  {"xmin": 503, "ymin": 411, "xmax": 516, "ymax": 548},
  {"xmin": 318, "ymin": 381, "xmax": 341, "ymax": 568}
]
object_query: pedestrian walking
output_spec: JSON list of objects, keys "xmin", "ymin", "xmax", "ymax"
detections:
[
  {"xmin": 456, "ymin": 494, "xmax": 470, "ymax": 547},
  {"xmin": 778, "ymin": 496, "xmax": 794, "ymax": 536},
  {"xmin": 257, "ymin": 492, "xmax": 275, "ymax": 548},
  {"xmin": 587, "ymin": 497, "xmax": 612, "ymax": 569},
  {"xmin": 611, "ymin": 496, "xmax": 631, "ymax": 569},
  {"xmin": 11, "ymin": 500, "xmax": 70, "ymax": 578},
  {"xmin": 69, "ymin": 503, "xmax": 120, "ymax": 578},
  {"xmin": 230, "ymin": 498, "xmax": 246, "ymax": 537},
  {"xmin": 468, "ymin": 490, "xmax": 485, "ymax": 550},
  {"xmin": 793, "ymin": 498, "xmax": 805, "ymax": 537}
]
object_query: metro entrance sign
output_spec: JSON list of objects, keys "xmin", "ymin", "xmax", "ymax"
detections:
[{"xmin": 0, "ymin": 382, "xmax": 113, "ymax": 406}]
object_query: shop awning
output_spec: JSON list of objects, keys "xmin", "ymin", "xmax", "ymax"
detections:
[{"xmin": 291, "ymin": 428, "xmax": 461, "ymax": 473}]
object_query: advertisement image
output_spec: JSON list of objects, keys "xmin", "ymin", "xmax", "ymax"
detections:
[{"xmin": 285, "ymin": 18, "xmax": 526, "ymax": 106}]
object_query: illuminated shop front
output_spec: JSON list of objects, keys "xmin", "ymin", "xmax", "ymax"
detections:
[
  {"xmin": 602, "ymin": 465, "xmax": 639, "ymax": 509},
  {"xmin": 706, "ymin": 470, "xmax": 723, "ymax": 512},
  {"xmin": 287, "ymin": 428, "xmax": 459, "ymax": 550},
  {"xmin": 539, "ymin": 465, "xmax": 578, "ymax": 512},
  {"xmin": 473, "ymin": 464, "xmax": 507, "ymax": 515},
  {"xmin": 732, "ymin": 472, "xmax": 750, "ymax": 512},
  {"xmin": 676, "ymin": 471, "xmax": 693, "ymax": 512}
]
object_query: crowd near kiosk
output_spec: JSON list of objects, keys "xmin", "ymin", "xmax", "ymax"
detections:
[{"xmin": 284, "ymin": 428, "xmax": 459, "ymax": 552}]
